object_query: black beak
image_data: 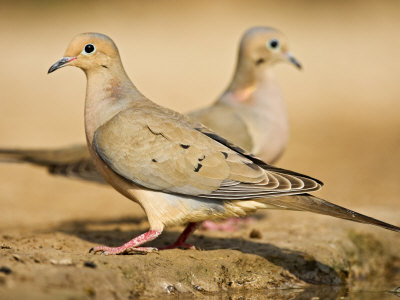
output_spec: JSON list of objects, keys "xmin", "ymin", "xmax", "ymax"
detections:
[
  {"xmin": 48, "ymin": 57, "xmax": 76, "ymax": 74},
  {"xmin": 285, "ymin": 53, "xmax": 302, "ymax": 70}
]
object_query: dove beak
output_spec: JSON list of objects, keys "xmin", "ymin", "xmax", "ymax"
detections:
[
  {"xmin": 48, "ymin": 57, "xmax": 77, "ymax": 74},
  {"xmin": 285, "ymin": 53, "xmax": 302, "ymax": 70}
]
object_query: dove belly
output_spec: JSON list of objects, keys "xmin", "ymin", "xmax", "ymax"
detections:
[
  {"xmin": 131, "ymin": 189, "xmax": 280, "ymax": 229},
  {"xmin": 240, "ymin": 106, "xmax": 289, "ymax": 164}
]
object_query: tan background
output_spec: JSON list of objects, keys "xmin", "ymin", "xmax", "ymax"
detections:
[{"xmin": 0, "ymin": 0, "xmax": 399, "ymax": 229}]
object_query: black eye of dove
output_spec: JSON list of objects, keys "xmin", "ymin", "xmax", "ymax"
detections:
[
  {"xmin": 269, "ymin": 39, "xmax": 279, "ymax": 49},
  {"xmin": 84, "ymin": 44, "xmax": 95, "ymax": 54}
]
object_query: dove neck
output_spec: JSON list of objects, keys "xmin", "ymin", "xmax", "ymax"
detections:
[
  {"xmin": 229, "ymin": 59, "xmax": 256, "ymax": 89},
  {"xmin": 222, "ymin": 58, "xmax": 276, "ymax": 105},
  {"xmin": 84, "ymin": 64, "xmax": 140, "ymax": 144}
]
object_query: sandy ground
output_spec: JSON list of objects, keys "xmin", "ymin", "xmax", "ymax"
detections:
[{"xmin": 1, "ymin": 0, "xmax": 400, "ymax": 298}]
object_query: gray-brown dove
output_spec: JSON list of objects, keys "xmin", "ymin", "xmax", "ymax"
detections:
[
  {"xmin": 45, "ymin": 32, "xmax": 399, "ymax": 255},
  {"xmin": 0, "ymin": 27, "xmax": 299, "ymax": 183}
]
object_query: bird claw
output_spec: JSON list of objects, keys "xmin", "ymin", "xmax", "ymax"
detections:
[{"xmin": 88, "ymin": 247, "xmax": 112, "ymax": 255}]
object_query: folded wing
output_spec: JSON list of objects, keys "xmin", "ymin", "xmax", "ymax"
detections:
[{"xmin": 93, "ymin": 106, "xmax": 322, "ymax": 199}]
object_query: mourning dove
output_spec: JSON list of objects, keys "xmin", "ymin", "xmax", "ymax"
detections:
[
  {"xmin": 46, "ymin": 32, "xmax": 399, "ymax": 255},
  {"xmin": 0, "ymin": 27, "xmax": 298, "ymax": 184},
  {"xmin": 189, "ymin": 26, "xmax": 299, "ymax": 163}
]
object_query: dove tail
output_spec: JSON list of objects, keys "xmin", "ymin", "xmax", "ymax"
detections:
[
  {"xmin": 0, "ymin": 145, "xmax": 86, "ymax": 165},
  {"xmin": 0, "ymin": 148, "xmax": 51, "ymax": 165},
  {"xmin": 261, "ymin": 193, "xmax": 400, "ymax": 232},
  {"xmin": 0, "ymin": 146, "xmax": 105, "ymax": 184}
]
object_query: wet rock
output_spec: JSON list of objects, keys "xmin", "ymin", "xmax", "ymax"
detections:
[{"xmin": 0, "ymin": 213, "xmax": 398, "ymax": 298}]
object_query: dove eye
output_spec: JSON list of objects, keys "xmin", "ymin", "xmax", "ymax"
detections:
[
  {"xmin": 267, "ymin": 39, "xmax": 279, "ymax": 50},
  {"xmin": 82, "ymin": 44, "xmax": 96, "ymax": 55}
]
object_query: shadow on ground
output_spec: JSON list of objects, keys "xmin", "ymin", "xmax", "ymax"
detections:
[{"xmin": 52, "ymin": 216, "xmax": 345, "ymax": 285}]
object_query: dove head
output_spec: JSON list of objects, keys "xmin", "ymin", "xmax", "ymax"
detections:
[
  {"xmin": 239, "ymin": 27, "xmax": 301, "ymax": 70},
  {"xmin": 48, "ymin": 33, "xmax": 122, "ymax": 74}
]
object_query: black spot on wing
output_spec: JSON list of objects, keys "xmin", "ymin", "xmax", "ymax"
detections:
[
  {"xmin": 152, "ymin": 158, "xmax": 157, "ymax": 163},
  {"xmin": 198, "ymin": 155, "xmax": 205, "ymax": 161},
  {"xmin": 180, "ymin": 144, "xmax": 190, "ymax": 149},
  {"xmin": 194, "ymin": 163, "xmax": 202, "ymax": 172},
  {"xmin": 221, "ymin": 152, "xmax": 228, "ymax": 159}
]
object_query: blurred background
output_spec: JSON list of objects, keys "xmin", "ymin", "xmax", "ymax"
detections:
[{"xmin": 0, "ymin": 0, "xmax": 399, "ymax": 228}]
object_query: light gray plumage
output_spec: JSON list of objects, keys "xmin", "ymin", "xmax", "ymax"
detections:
[{"xmin": 44, "ymin": 32, "xmax": 399, "ymax": 254}]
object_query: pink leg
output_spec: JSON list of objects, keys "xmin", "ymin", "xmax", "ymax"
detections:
[
  {"xmin": 160, "ymin": 222, "xmax": 199, "ymax": 250},
  {"xmin": 89, "ymin": 230, "xmax": 161, "ymax": 255},
  {"xmin": 201, "ymin": 217, "xmax": 254, "ymax": 232}
]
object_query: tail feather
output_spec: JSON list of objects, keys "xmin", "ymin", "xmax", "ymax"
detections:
[
  {"xmin": 0, "ymin": 145, "xmax": 105, "ymax": 184},
  {"xmin": 262, "ymin": 193, "xmax": 400, "ymax": 232},
  {"xmin": 0, "ymin": 145, "xmax": 90, "ymax": 165}
]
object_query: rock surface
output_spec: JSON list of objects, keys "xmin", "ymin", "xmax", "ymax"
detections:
[{"xmin": 0, "ymin": 208, "xmax": 399, "ymax": 299}]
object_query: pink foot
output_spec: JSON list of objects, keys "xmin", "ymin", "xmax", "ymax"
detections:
[
  {"xmin": 160, "ymin": 222, "xmax": 199, "ymax": 250},
  {"xmin": 89, "ymin": 230, "xmax": 161, "ymax": 255},
  {"xmin": 201, "ymin": 217, "xmax": 254, "ymax": 232}
]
